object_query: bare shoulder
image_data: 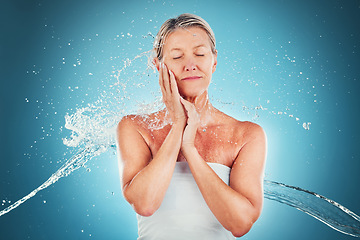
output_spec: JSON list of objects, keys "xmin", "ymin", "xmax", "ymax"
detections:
[
  {"xmin": 217, "ymin": 110, "xmax": 266, "ymax": 143},
  {"xmin": 117, "ymin": 111, "xmax": 166, "ymax": 141},
  {"xmin": 233, "ymin": 121, "xmax": 266, "ymax": 147},
  {"xmin": 238, "ymin": 121, "xmax": 265, "ymax": 140},
  {"xmin": 117, "ymin": 113, "xmax": 154, "ymax": 132},
  {"xmin": 116, "ymin": 115, "xmax": 139, "ymax": 138},
  {"xmin": 117, "ymin": 114, "xmax": 141, "ymax": 130},
  {"xmin": 116, "ymin": 114, "xmax": 154, "ymax": 157}
]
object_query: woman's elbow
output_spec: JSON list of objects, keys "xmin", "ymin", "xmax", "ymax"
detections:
[
  {"xmin": 133, "ymin": 203, "xmax": 157, "ymax": 217},
  {"xmin": 123, "ymin": 190, "xmax": 158, "ymax": 217},
  {"xmin": 230, "ymin": 220, "xmax": 253, "ymax": 238},
  {"xmin": 229, "ymin": 210, "xmax": 260, "ymax": 238}
]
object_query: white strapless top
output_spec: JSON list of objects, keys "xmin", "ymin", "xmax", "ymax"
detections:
[{"xmin": 137, "ymin": 162, "xmax": 235, "ymax": 240}]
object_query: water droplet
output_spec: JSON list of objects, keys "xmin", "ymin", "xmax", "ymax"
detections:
[{"xmin": 302, "ymin": 122, "xmax": 311, "ymax": 130}]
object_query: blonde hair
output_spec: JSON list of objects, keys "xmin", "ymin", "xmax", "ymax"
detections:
[{"xmin": 153, "ymin": 13, "xmax": 216, "ymax": 61}]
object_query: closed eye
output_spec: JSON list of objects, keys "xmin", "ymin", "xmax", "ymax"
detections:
[{"xmin": 173, "ymin": 56, "xmax": 182, "ymax": 59}]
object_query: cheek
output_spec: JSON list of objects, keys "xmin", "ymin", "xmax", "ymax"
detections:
[
  {"xmin": 200, "ymin": 58, "xmax": 214, "ymax": 73},
  {"xmin": 166, "ymin": 63, "xmax": 182, "ymax": 77}
]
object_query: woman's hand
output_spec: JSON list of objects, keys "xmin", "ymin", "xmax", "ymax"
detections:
[
  {"xmin": 159, "ymin": 63, "xmax": 186, "ymax": 127},
  {"xmin": 180, "ymin": 98, "xmax": 200, "ymax": 149}
]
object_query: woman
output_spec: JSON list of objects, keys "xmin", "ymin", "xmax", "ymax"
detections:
[{"xmin": 117, "ymin": 13, "xmax": 267, "ymax": 239}]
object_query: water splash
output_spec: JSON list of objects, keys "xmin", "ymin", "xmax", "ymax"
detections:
[
  {"xmin": 264, "ymin": 180, "xmax": 360, "ymax": 237},
  {"xmin": 1, "ymin": 52, "xmax": 359, "ymax": 237},
  {"xmin": 0, "ymin": 146, "xmax": 103, "ymax": 217}
]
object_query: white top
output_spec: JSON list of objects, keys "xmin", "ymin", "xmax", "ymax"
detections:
[{"xmin": 137, "ymin": 162, "xmax": 236, "ymax": 240}]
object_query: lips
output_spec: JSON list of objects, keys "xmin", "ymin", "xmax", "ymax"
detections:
[{"xmin": 181, "ymin": 76, "xmax": 202, "ymax": 81}]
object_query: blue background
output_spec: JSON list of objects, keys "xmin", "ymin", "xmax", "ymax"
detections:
[{"xmin": 1, "ymin": 0, "xmax": 359, "ymax": 239}]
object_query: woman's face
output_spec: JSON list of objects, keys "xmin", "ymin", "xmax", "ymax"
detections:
[{"xmin": 158, "ymin": 27, "xmax": 217, "ymax": 99}]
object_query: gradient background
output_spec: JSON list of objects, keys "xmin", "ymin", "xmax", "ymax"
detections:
[{"xmin": 1, "ymin": 0, "xmax": 360, "ymax": 239}]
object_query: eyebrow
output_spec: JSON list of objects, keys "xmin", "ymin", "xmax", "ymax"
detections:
[
  {"xmin": 170, "ymin": 44, "xmax": 206, "ymax": 52},
  {"xmin": 194, "ymin": 44, "xmax": 206, "ymax": 49},
  {"xmin": 170, "ymin": 48, "xmax": 182, "ymax": 52}
]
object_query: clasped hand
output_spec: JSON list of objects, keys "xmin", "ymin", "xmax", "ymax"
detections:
[{"xmin": 159, "ymin": 63, "xmax": 200, "ymax": 148}]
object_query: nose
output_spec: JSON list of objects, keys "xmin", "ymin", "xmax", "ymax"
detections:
[
  {"xmin": 184, "ymin": 57, "xmax": 197, "ymax": 72},
  {"xmin": 185, "ymin": 65, "xmax": 197, "ymax": 71}
]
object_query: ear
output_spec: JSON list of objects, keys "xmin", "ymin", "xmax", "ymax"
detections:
[
  {"xmin": 153, "ymin": 57, "xmax": 161, "ymax": 71},
  {"xmin": 212, "ymin": 49, "xmax": 218, "ymax": 73}
]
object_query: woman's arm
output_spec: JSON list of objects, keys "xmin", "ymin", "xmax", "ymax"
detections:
[
  {"xmin": 117, "ymin": 63, "xmax": 186, "ymax": 217},
  {"xmin": 180, "ymin": 100, "xmax": 267, "ymax": 237},
  {"xmin": 117, "ymin": 118, "xmax": 184, "ymax": 216}
]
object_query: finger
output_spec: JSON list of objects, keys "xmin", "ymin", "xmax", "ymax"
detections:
[
  {"xmin": 180, "ymin": 98, "xmax": 195, "ymax": 112},
  {"xmin": 162, "ymin": 63, "xmax": 171, "ymax": 93},
  {"xmin": 169, "ymin": 70, "xmax": 180, "ymax": 97},
  {"xmin": 180, "ymin": 98, "xmax": 200, "ymax": 122},
  {"xmin": 159, "ymin": 63, "xmax": 166, "ymax": 96}
]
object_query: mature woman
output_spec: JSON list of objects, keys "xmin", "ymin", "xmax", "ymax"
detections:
[{"xmin": 117, "ymin": 13, "xmax": 267, "ymax": 239}]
